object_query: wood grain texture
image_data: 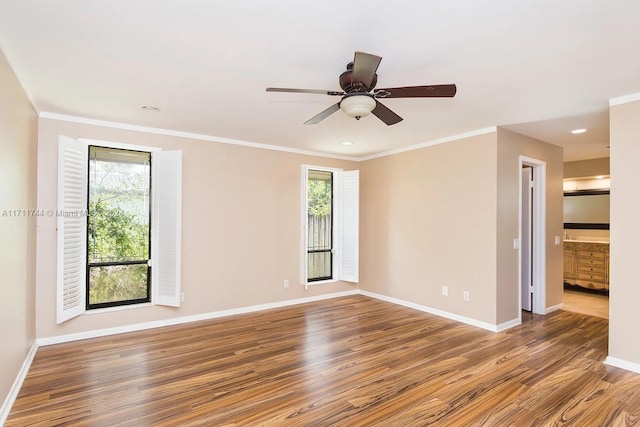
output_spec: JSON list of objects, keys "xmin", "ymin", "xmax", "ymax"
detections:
[{"xmin": 6, "ymin": 295, "xmax": 640, "ymax": 426}]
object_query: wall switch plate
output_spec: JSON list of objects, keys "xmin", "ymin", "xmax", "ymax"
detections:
[
  {"xmin": 463, "ymin": 291, "xmax": 470, "ymax": 301},
  {"xmin": 284, "ymin": 279, "xmax": 289, "ymax": 288},
  {"xmin": 513, "ymin": 238, "xmax": 520, "ymax": 250},
  {"xmin": 180, "ymin": 292, "xmax": 184, "ymax": 302},
  {"xmin": 554, "ymin": 236, "xmax": 561, "ymax": 245},
  {"xmin": 442, "ymin": 285, "xmax": 448, "ymax": 296}
]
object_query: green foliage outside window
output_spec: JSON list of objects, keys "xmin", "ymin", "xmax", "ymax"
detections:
[
  {"xmin": 88, "ymin": 147, "xmax": 151, "ymax": 306},
  {"xmin": 308, "ymin": 178, "xmax": 331, "ymax": 217}
]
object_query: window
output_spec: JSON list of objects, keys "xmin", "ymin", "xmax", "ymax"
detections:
[
  {"xmin": 57, "ymin": 136, "xmax": 182, "ymax": 323},
  {"xmin": 87, "ymin": 146, "xmax": 152, "ymax": 309},
  {"xmin": 301, "ymin": 165, "xmax": 359, "ymax": 285},
  {"xmin": 307, "ymin": 169, "xmax": 333, "ymax": 281}
]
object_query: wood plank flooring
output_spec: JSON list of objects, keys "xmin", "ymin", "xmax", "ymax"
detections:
[
  {"xmin": 563, "ymin": 289, "xmax": 609, "ymax": 319},
  {"xmin": 7, "ymin": 295, "xmax": 640, "ymax": 426}
]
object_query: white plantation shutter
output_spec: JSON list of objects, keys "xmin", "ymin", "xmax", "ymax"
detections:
[
  {"xmin": 339, "ymin": 170, "xmax": 359, "ymax": 282},
  {"xmin": 152, "ymin": 150, "xmax": 182, "ymax": 306},
  {"xmin": 57, "ymin": 136, "xmax": 88, "ymax": 323},
  {"xmin": 300, "ymin": 165, "xmax": 310, "ymax": 285}
]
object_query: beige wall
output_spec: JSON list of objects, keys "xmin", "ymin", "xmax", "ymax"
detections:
[
  {"xmin": 359, "ymin": 128, "xmax": 563, "ymax": 328},
  {"xmin": 0, "ymin": 51, "xmax": 38, "ymax": 407},
  {"xmin": 360, "ymin": 133, "xmax": 499, "ymax": 324},
  {"xmin": 609, "ymin": 99, "xmax": 640, "ymax": 366},
  {"xmin": 496, "ymin": 128, "xmax": 564, "ymax": 323},
  {"xmin": 564, "ymin": 157, "xmax": 610, "ymax": 178},
  {"xmin": 36, "ymin": 118, "xmax": 359, "ymax": 338}
]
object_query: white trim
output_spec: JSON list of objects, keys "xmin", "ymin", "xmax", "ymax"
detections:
[
  {"xmin": 609, "ymin": 92, "xmax": 640, "ymax": 107},
  {"xmin": 360, "ymin": 290, "xmax": 504, "ymax": 332},
  {"xmin": 38, "ymin": 289, "xmax": 531, "ymax": 347},
  {"xmin": 0, "ymin": 342, "xmax": 38, "ymax": 425},
  {"xmin": 85, "ymin": 302, "xmax": 154, "ymax": 315},
  {"xmin": 496, "ymin": 318, "xmax": 522, "ymax": 332},
  {"xmin": 37, "ymin": 290, "xmax": 358, "ymax": 346},
  {"xmin": 359, "ymin": 126, "xmax": 498, "ymax": 161},
  {"xmin": 546, "ymin": 303, "xmax": 564, "ymax": 314},
  {"xmin": 604, "ymin": 356, "xmax": 640, "ymax": 374},
  {"xmin": 40, "ymin": 112, "xmax": 356, "ymax": 161},
  {"xmin": 78, "ymin": 137, "xmax": 161, "ymax": 152},
  {"xmin": 303, "ymin": 279, "xmax": 339, "ymax": 287},
  {"xmin": 519, "ymin": 156, "xmax": 547, "ymax": 316},
  {"xmin": 41, "ymin": 112, "xmax": 498, "ymax": 162}
]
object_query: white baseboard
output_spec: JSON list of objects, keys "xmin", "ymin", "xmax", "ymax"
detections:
[
  {"xmin": 496, "ymin": 317, "xmax": 522, "ymax": 332},
  {"xmin": 0, "ymin": 341, "xmax": 38, "ymax": 426},
  {"xmin": 359, "ymin": 290, "xmax": 512, "ymax": 332},
  {"xmin": 37, "ymin": 289, "xmax": 359, "ymax": 347},
  {"xmin": 604, "ymin": 356, "xmax": 640, "ymax": 374},
  {"xmin": 546, "ymin": 302, "xmax": 564, "ymax": 314}
]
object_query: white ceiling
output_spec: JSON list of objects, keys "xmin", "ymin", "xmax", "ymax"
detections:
[{"xmin": 1, "ymin": 0, "xmax": 638, "ymax": 161}]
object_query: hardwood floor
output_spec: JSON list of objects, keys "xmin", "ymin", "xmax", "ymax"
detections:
[
  {"xmin": 563, "ymin": 288, "xmax": 609, "ymax": 319},
  {"xmin": 7, "ymin": 295, "xmax": 640, "ymax": 426}
]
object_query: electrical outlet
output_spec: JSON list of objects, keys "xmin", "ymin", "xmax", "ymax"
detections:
[
  {"xmin": 284, "ymin": 279, "xmax": 289, "ymax": 288},
  {"xmin": 442, "ymin": 285, "xmax": 448, "ymax": 296},
  {"xmin": 463, "ymin": 291, "xmax": 470, "ymax": 301},
  {"xmin": 180, "ymin": 292, "xmax": 184, "ymax": 302}
]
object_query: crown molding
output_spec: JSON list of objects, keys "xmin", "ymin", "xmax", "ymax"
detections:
[
  {"xmin": 40, "ymin": 111, "xmax": 497, "ymax": 163},
  {"xmin": 358, "ymin": 126, "xmax": 498, "ymax": 161},
  {"xmin": 38, "ymin": 112, "xmax": 358, "ymax": 161},
  {"xmin": 609, "ymin": 92, "xmax": 640, "ymax": 107}
]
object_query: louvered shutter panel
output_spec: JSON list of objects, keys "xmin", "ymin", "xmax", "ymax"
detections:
[
  {"xmin": 339, "ymin": 170, "xmax": 359, "ymax": 282},
  {"xmin": 56, "ymin": 136, "xmax": 87, "ymax": 323},
  {"xmin": 152, "ymin": 150, "xmax": 182, "ymax": 306},
  {"xmin": 300, "ymin": 165, "xmax": 309, "ymax": 285}
]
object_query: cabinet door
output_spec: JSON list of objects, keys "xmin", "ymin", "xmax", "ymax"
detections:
[{"xmin": 563, "ymin": 250, "xmax": 577, "ymax": 279}]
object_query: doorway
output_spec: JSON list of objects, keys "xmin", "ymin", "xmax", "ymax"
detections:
[{"xmin": 519, "ymin": 156, "xmax": 546, "ymax": 316}]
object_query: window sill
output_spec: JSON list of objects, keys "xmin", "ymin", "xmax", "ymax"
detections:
[
  {"xmin": 305, "ymin": 279, "xmax": 338, "ymax": 287},
  {"xmin": 86, "ymin": 302, "xmax": 153, "ymax": 315}
]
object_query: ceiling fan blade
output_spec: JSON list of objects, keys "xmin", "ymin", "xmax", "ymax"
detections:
[
  {"xmin": 375, "ymin": 84, "xmax": 457, "ymax": 98},
  {"xmin": 372, "ymin": 100, "xmax": 403, "ymax": 126},
  {"xmin": 352, "ymin": 51, "xmax": 382, "ymax": 89},
  {"xmin": 304, "ymin": 103, "xmax": 341, "ymax": 125},
  {"xmin": 266, "ymin": 87, "xmax": 344, "ymax": 96}
]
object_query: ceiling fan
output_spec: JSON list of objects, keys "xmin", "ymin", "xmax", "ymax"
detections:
[{"xmin": 266, "ymin": 51, "xmax": 457, "ymax": 126}]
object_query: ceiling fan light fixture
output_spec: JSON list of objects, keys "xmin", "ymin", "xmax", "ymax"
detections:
[{"xmin": 340, "ymin": 95, "xmax": 376, "ymax": 120}]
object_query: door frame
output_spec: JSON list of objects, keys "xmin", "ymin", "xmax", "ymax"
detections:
[{"xmin": 518, "ymin": 156, "xmax": 547, "ymax": 316}]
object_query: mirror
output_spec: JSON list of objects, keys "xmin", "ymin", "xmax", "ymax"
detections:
[{"xmin": 563, "ymin": 189, "xmax": 610, "ymax": 229}]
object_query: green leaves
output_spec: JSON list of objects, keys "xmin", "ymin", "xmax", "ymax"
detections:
[
  {"xmin": 88, "ymin": 200, "xmax": 149, "ymax": 263},
  {"xmin": 308, "ymin": 178, "xmax": 331, "ymax": 217}
]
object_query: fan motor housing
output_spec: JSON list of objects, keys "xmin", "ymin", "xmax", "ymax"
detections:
[{"xmin": 339, "ymin": 62, "xmax": 377, "ymax": 93}]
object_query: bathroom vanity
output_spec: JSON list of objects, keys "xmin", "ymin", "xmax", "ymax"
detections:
[{"xmin": 563, "ymin": 240, "xmax": 609, "ymax": 291}]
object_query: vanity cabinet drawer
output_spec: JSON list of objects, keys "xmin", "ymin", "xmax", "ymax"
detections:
[
  {"xmin": 577, "ymin": 257, "xmax": 605, "ymax": 267},
  {"xmin": 577, "ymin": 250, "xmax": 605, "ymax": 259},
  {"xmin": 578, "ymin": 272, "xmax": 606, "ymax": 282},
  {"xmin": 578, "ymin": 265, "xmax": 605, "ymax": 274}
]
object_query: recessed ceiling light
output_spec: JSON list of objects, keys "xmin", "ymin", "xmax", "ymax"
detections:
[
  {"xmin": 341, "ymin": 141, "xmax": 353, "ymax": 146},
  {"xmin": 141, "ymin": 105, "xmax": 160, "ymax": 112},
  {"xmin": 571, "ymin": 128, "xmax": 586, "ymax": 134}
]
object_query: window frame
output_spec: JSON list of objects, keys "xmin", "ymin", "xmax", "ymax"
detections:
[
  {"xmin": 306, "ymin": 168, "xmax": 335, "ymax": 283},
  {"xmin": 85, "ymin": 145, "xmax": 153, "ymax": 310},
  {"xmin": 301, "ymin": 165, "xmax": 359, "ymax": 286}
]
